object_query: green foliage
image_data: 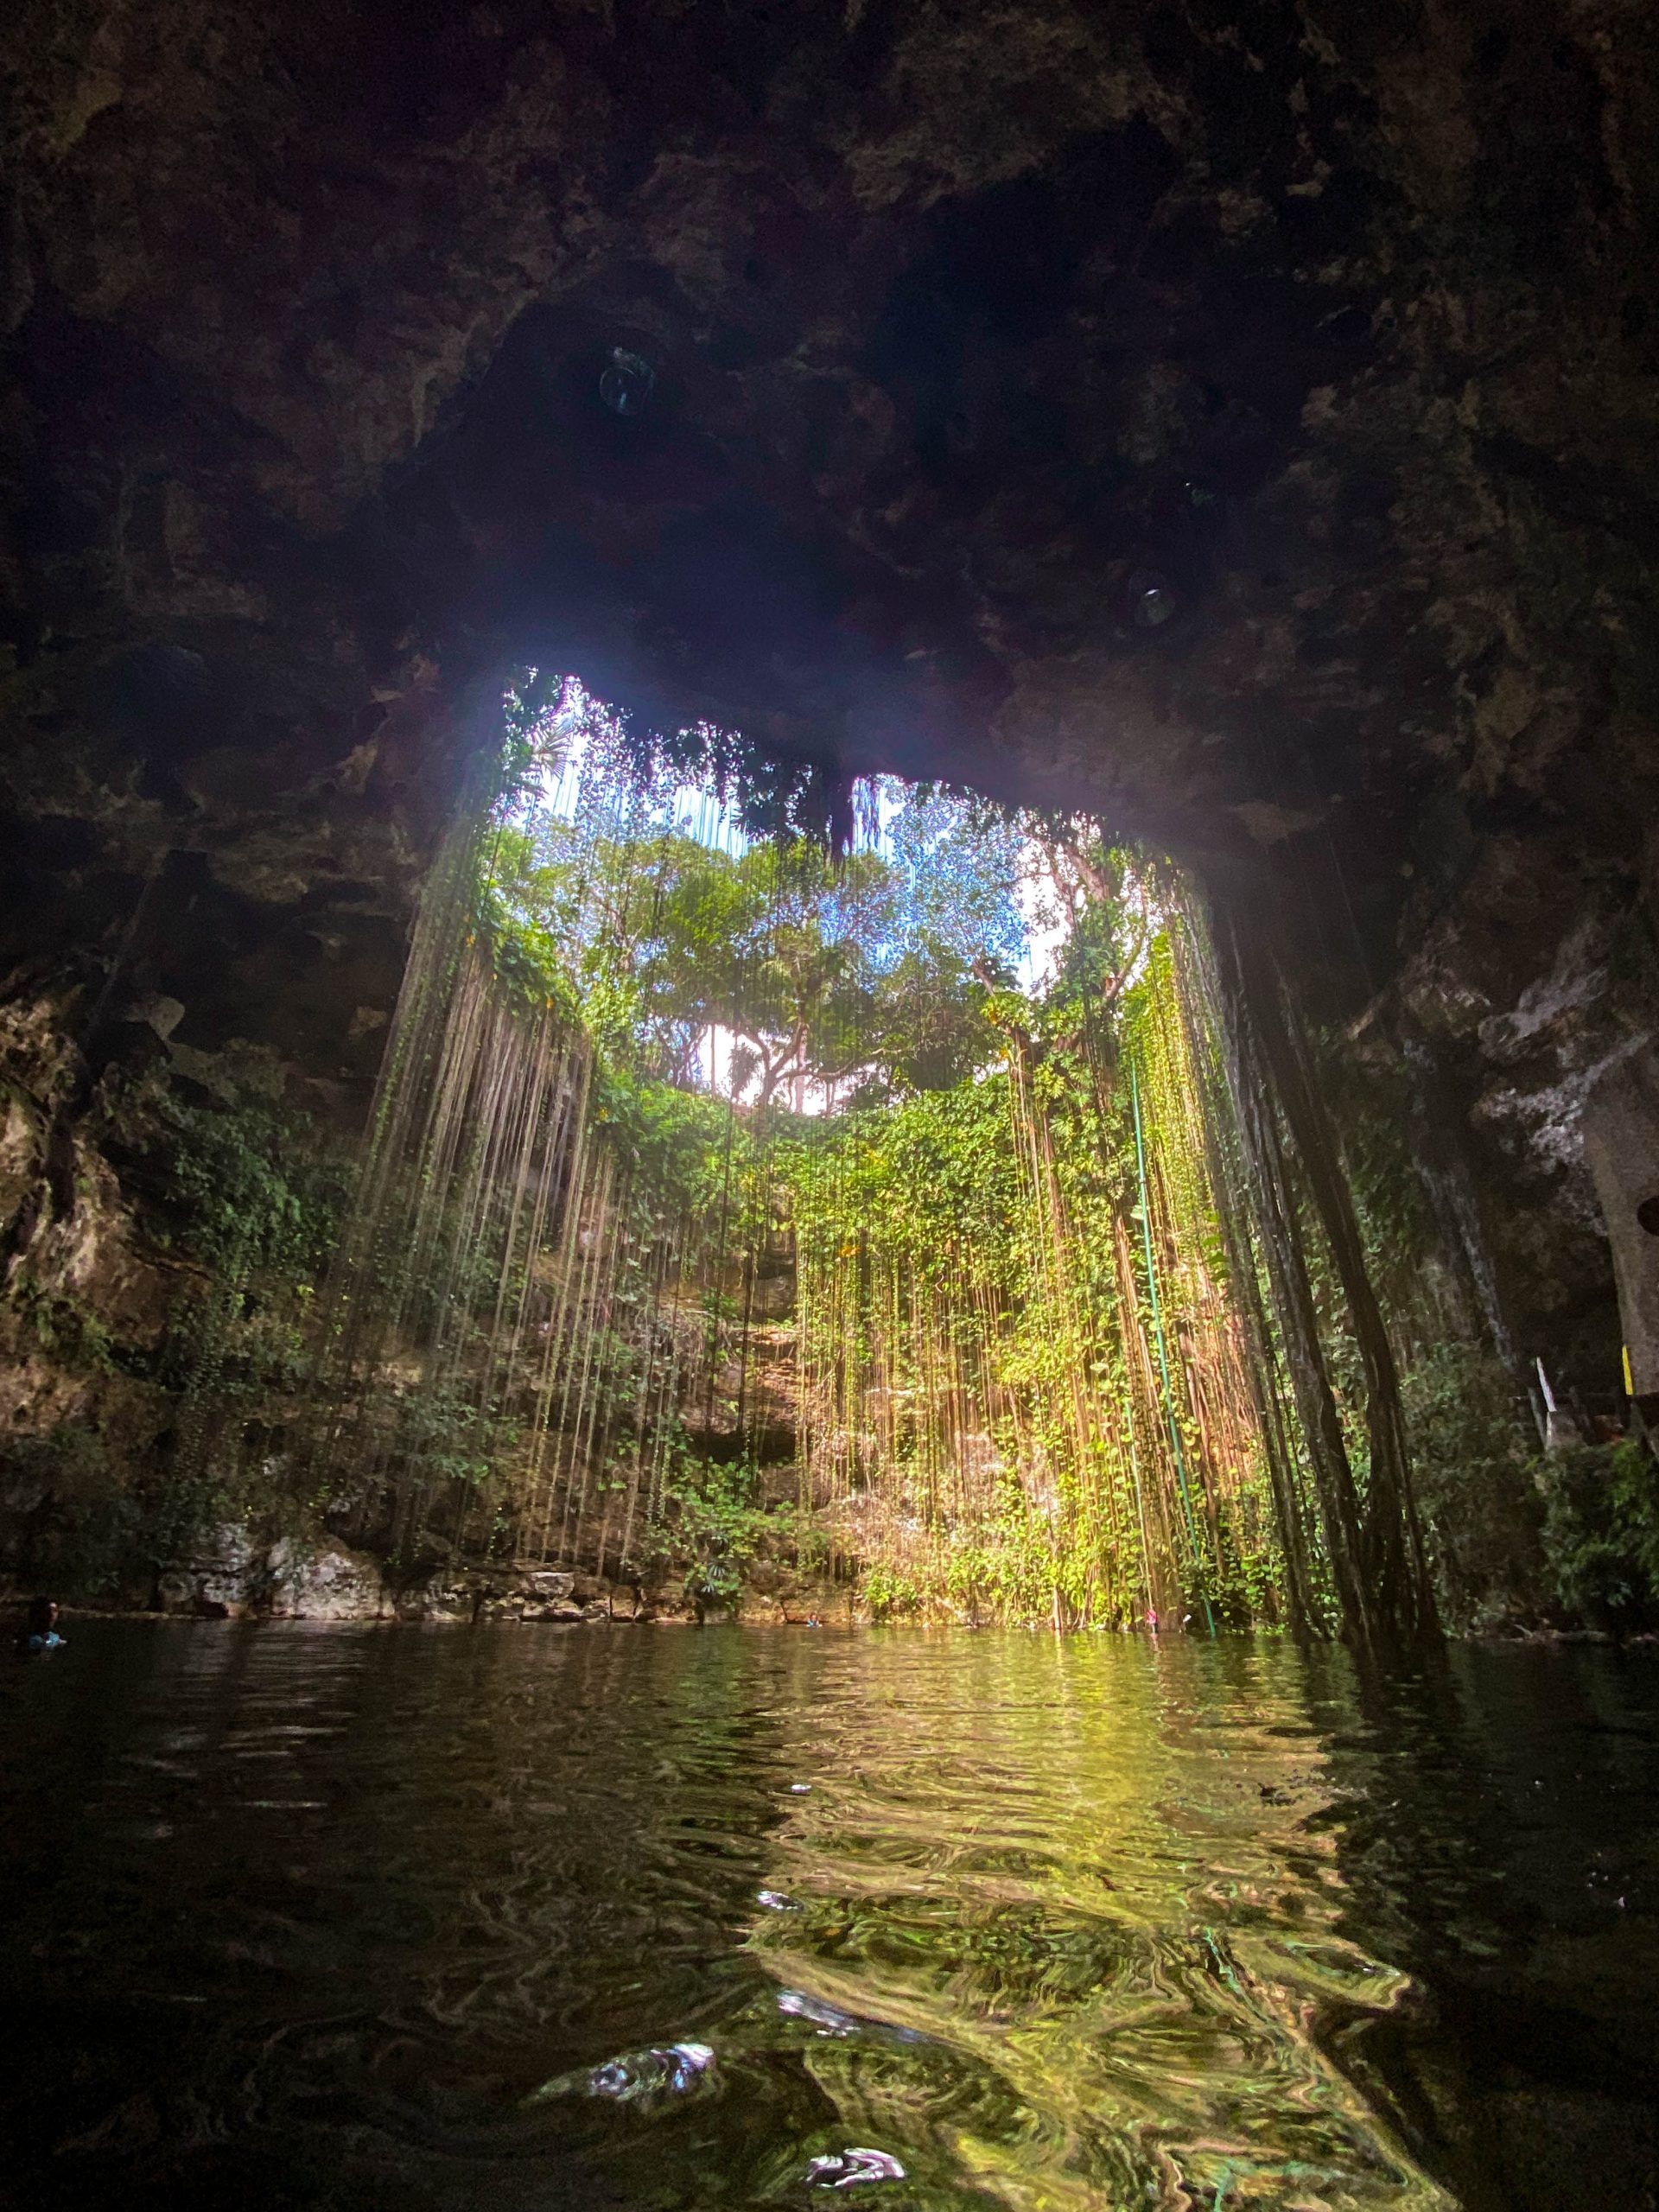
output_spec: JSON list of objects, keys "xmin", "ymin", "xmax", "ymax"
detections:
[
  {"xmin": 11, "ymin": 1274, "xmax": 118, "ymax": 1374},
  {"xmin": 1539, "ymin": 1440, "xmax": 1659, "ymax": 1630},
  {"xmin": 126, "ymin": 1059, "xmax": 352, "ymax": 1558},
  {"xmin": 3, "ymin": 1047, "xmax": 362, "ymax": 1585},
  {"xmin": 480, "ymin": 750, "xmax": 1022, "ymax": 1106},
  {"xmin": 157, "ymin": 1067, "xmax": 348, "ymax": 1287},
  {"xmin": 1400, "ymin": 1342, "xmax": 1544, "ymax": 1631},
  {"xmin": 1182, "ymin": 1484, "xmax": 1286, "ymax": 1629},
  {"xmin": 669, "ymin": 1459, "xmax": 770, "ymax": 1615},
  {"xmin": 334, "ymin": 695, "xmax": 1344, "ymax": 1630},
  {"xmin": 864, "ymin": 1562, "xmax": 923, "ymax": 1619},
  {"xmin": 388, "ymin": 1384, "xmax": 499, "ymax": 1494},
  {"xmin": 0, "ymin": 1422, "xmax": 139, "ymax": 1598},
  {"xmin": 150, "ymin": 1071, "xmax": 350, "ymax": 1487}
]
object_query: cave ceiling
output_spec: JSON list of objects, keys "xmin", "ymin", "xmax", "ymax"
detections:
[{"xmin": 3, "ymin": 0, "xmax": 1658, "ymax": 1122}]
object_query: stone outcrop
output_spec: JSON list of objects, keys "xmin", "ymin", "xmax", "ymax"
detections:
[
  {"xmin": 151, "ymin": 1525, "xmax": 391, "ymax": 1619},
  {"xmin": 263, "ymin": 1535, "xmax": 388, "ymax": 1622},
  {"xmin": 1581, "ymin": 1049, "xmax": 1659, "ymax": 1403},
  {"xmin": 143, "ymin": 1536, "xmax": 702, "ymax": 1623}
]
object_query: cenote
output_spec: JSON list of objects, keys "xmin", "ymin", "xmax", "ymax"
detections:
[
  {"xmin": 5, "ymin": 1623, "xmax": 1656, "ymax": 2212},
  {"xmin": 8, "ymin": 7, "xmax": 1659, "ymax": 2207}
]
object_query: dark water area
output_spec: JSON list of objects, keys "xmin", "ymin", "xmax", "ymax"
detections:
[{"xmin": 2, "ymin": 1627, "xmax": 1656, "ymax": 2212}]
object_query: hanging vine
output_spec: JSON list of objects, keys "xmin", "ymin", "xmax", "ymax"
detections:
[{"xmin": 289, "ymin": 679, "xmax": 1437, "ymax": 1640}]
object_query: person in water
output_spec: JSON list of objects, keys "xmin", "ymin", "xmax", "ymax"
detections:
[{"xmin": 16, "ymin": 1596, "xmax": 65, "ymax": 1654}]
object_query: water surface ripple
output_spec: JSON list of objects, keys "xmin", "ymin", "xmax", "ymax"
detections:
[{"xmin": 2, "ymin": 1625, "xmax": 1655, "ymax": 2212}]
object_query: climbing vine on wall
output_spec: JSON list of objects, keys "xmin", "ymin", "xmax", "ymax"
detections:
[
  {"xmin": 291, "ymin": 680, "xmax": 1328, "ymax": 1627},
  {"xmin": 784, "ymin": 928, "xmax": 1292, "ymax": 1628}
]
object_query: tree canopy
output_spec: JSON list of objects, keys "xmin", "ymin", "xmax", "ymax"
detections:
[{"xmin": 481, "ymin": 747, "xmax": 1036, "ymax": 1112}]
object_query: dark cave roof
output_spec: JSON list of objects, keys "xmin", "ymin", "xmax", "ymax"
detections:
[{"xmin": 3, "ymin": 0, "xmax": 1657, "ymax": 1053}]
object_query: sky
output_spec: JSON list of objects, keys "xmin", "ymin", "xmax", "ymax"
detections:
[
  {"xmin": 529, "ymin": 677, "xmax": 1071, "ymax": 994},
  {"xmin": 511, "ymin": 675, "xmax": 1092, "ymax": 1106}
]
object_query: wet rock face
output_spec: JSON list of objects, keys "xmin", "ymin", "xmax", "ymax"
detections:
[
  {"xmin": 2, "ymin": 2, "xmax": 1657, "ymax": 1375},
  {"xmin": 143, "ymin": 1532, "xmax": 639, "ymax": 1622},
  {"xmin": 1581, "ymin": 1050, "xmax": 1659, "ymax": 1400},
  {"xmin": 149, "ymin": 1526, "xmax": 390, "ymax": 1620}
]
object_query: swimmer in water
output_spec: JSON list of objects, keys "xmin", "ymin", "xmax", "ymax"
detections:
[{"xmin": 15, "ymin": 1596, "xmax": 65, "ymax": 1654}]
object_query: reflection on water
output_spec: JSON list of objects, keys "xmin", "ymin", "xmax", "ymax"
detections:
[{"xmin": 1, "ymin": 1626, "xmax": 1655, "ymax": 2212}]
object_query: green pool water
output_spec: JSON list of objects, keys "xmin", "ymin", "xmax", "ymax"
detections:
[{"xmin": 2, "ymin": 1623, "xmax": 1654, "ymax": 2211}]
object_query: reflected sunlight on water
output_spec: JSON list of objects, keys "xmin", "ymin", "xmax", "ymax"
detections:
[{"xmin": 2, "ymin": 1625, "xmax": 1655, "ymax": 2212}]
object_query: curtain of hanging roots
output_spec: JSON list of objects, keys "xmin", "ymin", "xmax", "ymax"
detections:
[
  {"xmin": 1198, "ymin": 893, "xmax": 1440, "ymax": 1652},
  {"xmin": 303, "ymin": 745, "xmax": 1388, "ymax": 1630},
  {"xmin": 306, "ymin": 799, "xmax": 753, "ymax": 1576},
  {"xmin": 786, "ymin": 911, "xmax": 1292, "ymax": 1628}
]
